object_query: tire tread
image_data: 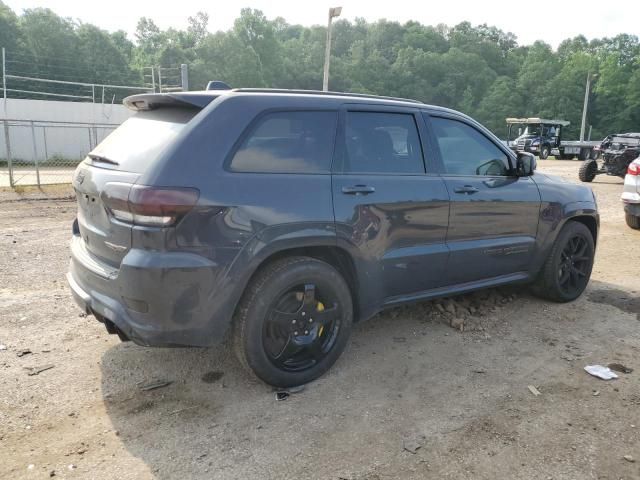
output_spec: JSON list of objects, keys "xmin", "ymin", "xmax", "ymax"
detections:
[
  {"xmin": 578, "ymin": 160, "xmax": 597, "ymax": 182},
  {"xmin": 626, "ymin": 212, "xmax": 640, "ymax": 229}
]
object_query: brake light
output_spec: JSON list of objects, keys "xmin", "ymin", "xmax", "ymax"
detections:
[
  {"xmin": 628, "ymin": 163, "xmax": 640, "ymax": 176},
  {"xmin": 101, "ymin": 183, "xmax": 199, "ymax": 226}
]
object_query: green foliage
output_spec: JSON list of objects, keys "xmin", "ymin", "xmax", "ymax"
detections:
[{"xmin": 1, "ymin": 2, "xmax": 639, "ymax": 138}]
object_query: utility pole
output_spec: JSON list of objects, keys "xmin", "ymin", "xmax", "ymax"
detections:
[
  {"xmin": 322, "ymin": 7, "xmax": 342, "ymax": 91},
  {"xmin": 2, "ymin": 47, "xmax": 7, "ymax": 115},
  {"xmin": 580, "ymin": 72, "xmax": 598, "ymax": 142},
  {"xmin": 180, "ymin": 64, "xmax": 189, "ymax": 91}
]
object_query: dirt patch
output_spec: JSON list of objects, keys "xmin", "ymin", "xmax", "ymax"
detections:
[
  {"xmin": 589, "ymin": 288, "xmax": 640, "ymax": 319},
  {"xmin": 201, "ymin": 371, "xmax": 224, "ymax": 384}
]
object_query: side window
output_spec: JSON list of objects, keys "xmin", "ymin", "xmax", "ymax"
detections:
[
  {"xmin": 342, "ymin": 112, "xmax": 425, "ymax": 174},
  {"xmin": 431, "ymin": 117, "xmax": 511, "ymax": 176},
  {"xmin": 230, "ymin": 111, "xmax": 337, "ymax": 173}
]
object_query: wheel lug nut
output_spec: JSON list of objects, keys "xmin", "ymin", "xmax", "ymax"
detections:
[
  {"xmin": 294, "ymin": 331, "xmax": 299, "ymax": 336},
  {"xmin": 301, "ymin": 312, "xmax": 306, "ymax": 316},
  {"xmin": 309, "ymin": 318, "xmax": 313, "ymax": 323},
  {"xmin": 292, "ymin": 319, "xmax": 296, "ymax": 324},
  {"xmin": 304, "ymin": 330, "xmax": 309, "ymax": 335}
]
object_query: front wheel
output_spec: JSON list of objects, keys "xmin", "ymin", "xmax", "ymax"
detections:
[
  {"xmin": 539, "ymin": 145, "xmax": 550, "ymax": 160},
  {"xmin": 626, "ymin": 212, "xmax": 640, "ymax": 229},
  {"xmin": 578, "ymin": 159, "xmax": 598, "ymax": 182},
  {"xmin": 533, "ymin": 221, "xmax": 595, "ymax": 302},
  {"xmin": 233, "ymin": 256, "xmax": 353, "ymax": 388}
]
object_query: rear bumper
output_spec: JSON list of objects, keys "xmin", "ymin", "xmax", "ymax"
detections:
[
  {"xmin": 67, "ymin": 235, "xmax": 235, "ymax": 347},
  {"xmin": 621, "ymin": 174, "xmax": 640, "ymax": 205}
]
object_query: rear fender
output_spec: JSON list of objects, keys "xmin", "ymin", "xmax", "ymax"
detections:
[{"xmin": 209, "ymin": 223, "xmax": 339, "ymax": 337}]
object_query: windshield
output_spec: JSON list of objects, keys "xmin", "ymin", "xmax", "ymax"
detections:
[
  {"xmin": 89, "ymin": 108, "xmax": 197, "ymax": 173},
  {"xmin": 522, "ymin": 126, "xmax": 540, "ymax": 136}
]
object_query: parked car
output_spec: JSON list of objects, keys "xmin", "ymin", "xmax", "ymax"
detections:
[
  {"xmin": 622, "ymin": 157, "xmax": 640, "ymax": 229},
  {"xmin": 579, "ymin": 133, "xmax": 640, "ymax": 182},
  {"xmin": 67, "ymin": 88, "xmax": 599, "ymax": 387}
]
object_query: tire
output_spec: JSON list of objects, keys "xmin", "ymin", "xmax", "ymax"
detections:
[
  {"xmin": 233, "ymin": 256, "xmax": 353, "ymax": 388},
  {"xmin": 578, "ymin": 159, "xmax": 597, "ymax": 182},
  {"xmin": 626, "ymin": 212, "xmax": 640, "ymax": 229},
  {"xmin": 533, "ymin": 221, "xmax": 595, "ymax": 302},
  {"xmin": 578, "ymin": 148, "xmax": 589, "ymax": 161},
  {"xmin": 540, "ymin": 145, "xmax": 550, "ymax": 160}
]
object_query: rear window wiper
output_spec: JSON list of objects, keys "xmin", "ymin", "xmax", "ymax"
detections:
[{"xmin": 88, "ymin": 153, "xmax": 119, "ymax": 166}]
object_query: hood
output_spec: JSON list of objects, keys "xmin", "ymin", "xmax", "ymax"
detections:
[
  {"xmin": 534, "ymin": 172, "xmax": 596, "ymax": 205},
  {"xmin": 515, "ymin": 134, "xmax": 540, "ymax": 142}
]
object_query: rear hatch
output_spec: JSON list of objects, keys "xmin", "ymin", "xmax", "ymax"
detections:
[{"xmin": 73, "ymin": 105, "xmax": 201, "ymax": 267}]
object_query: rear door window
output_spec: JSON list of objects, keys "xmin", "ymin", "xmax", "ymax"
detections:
[
  {"xmin": 230, "ymin": 111, "xmax": 338, "ymax": 173},
  {"xmin": 90, "ymin": 108, "xmax": 196, "ymax": 173},
  {"xmin": 341, "ymin": 112, "xmax": 425, "ymax": 174}
]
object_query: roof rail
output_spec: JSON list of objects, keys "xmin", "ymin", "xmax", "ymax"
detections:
[{"xmin": 231, "ymin": 88, "xmax": 424, "ymax": 105}]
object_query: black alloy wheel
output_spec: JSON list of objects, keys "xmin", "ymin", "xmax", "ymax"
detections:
[
  {"xmin": 533, "ymin": 221, "xmax": 595, "ymax": 302},
  {"xmin": 263, "ymin": 283, "xmax": 342, "ymax": 372},
  {"xmin": 233, "ymin": 256, "xmax": 353, "ymax": 387},
  {"xmin": 557, "ymin": 234, "xmax": 591, "ymax": 297}
]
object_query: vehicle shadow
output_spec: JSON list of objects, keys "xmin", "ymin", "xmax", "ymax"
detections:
[{"xmin": 99, "ymin": 281, "xmax": 638, "ymax": 479}]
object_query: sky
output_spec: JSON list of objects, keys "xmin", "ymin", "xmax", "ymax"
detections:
[{"xmin": 5, "ymin": 0, "xmax": 639, "ymax": 48}]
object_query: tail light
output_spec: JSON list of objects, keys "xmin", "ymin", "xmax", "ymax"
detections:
[
  {"xmin": 101, "ymin": 183, "xmax": 199, "ymax": 226},
  {"xmin": 628, "ymin": 163, "xmax": 640, "ymax": 176}
]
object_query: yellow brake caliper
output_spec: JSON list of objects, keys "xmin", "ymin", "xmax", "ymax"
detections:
[{"xmin": 316, "ymin": 301, "xmax": 325, "ymax": 336}]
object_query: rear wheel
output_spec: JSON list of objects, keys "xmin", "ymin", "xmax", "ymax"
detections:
[
  {"xmin": 233, "ymin": 256, "xmax": 353, "ymax": 388},
  {"xmin": 578, "ymin": 148, "xmax": 590, "ymax": 161},
  {"xmin": 626, "ymin": 212, "xmax": 640, "ymax": 229},
  {"xmin": 533, "ymin": 221, "xmax": 595, "ymax": 302},
  {"xmin": 578, "ymin": 159, "xmax": 598, "ymax": 182}
]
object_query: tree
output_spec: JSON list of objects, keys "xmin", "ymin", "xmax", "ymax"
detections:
[
  {"xmin": 3, "ymin": 4, "xmax": 640, "ymax": 138},
  {"xmin": 0, "ymin": 1, "xmax": 21, "ymax": 52},
  {"xmin": 476, "ymin": 76, "xmax": 524, "ymax": 135}
]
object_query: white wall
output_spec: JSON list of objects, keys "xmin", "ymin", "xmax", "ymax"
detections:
[{"xmin": 0, "ymin": 98, "xmax": 133, "ymax": 162}]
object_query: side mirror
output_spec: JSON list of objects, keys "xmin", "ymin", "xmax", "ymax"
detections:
[{"xmin": 516, "ymin": 152, "xmax": 536, "ymax": 176}]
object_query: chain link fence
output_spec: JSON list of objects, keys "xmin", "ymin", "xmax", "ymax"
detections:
[{"xmin": 0, "ymin": 119, "xmax": 118, "ymax": 187}]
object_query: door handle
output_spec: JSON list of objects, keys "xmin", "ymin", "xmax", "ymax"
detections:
[
  {"xmin": 453, "ymin": 185, "xmax": 479, "ymax": 194},
  {"xmin": 342, "ymin": 185, "xmax": 376, "ymax": 195}
]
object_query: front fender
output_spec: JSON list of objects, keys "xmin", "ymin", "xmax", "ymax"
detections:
[{"xmin": 530, "ymin": 200, "xmax": 598, "ymax": 276}]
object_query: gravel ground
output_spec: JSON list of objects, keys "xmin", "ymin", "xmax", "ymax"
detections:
[{"xmin": 1, "ymin": 160, "xmax": 639, "ymax": 480}]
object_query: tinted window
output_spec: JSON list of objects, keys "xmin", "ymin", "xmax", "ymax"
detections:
[
  {"xmin": 342, "ymin": 112, "xmax": 424, "ymax": 174},
  {"xmin": 230, "ymin": 111, "xmax": 337, "ymax": 173},
  {"xmin": 431, "ymin": 117, "xmax": 511, "ymax": 176},
  {"xmin": 91, "ymin": 108, "xmax": 196, "ymax": 173}
]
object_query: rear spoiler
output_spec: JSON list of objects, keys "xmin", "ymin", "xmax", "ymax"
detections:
[{"xmin": 123, "ymin": 91, "xmax": 229, "ymax": 111}]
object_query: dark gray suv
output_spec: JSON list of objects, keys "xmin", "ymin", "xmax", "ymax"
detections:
[{"xmin": 67, "ymin": 88, "xmax": 599, "ymax": 387}]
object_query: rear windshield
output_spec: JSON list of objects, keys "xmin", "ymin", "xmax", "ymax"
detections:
[{"xmin": 89, "ymin": 108, "xmax": 196, "ymax": 172}]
